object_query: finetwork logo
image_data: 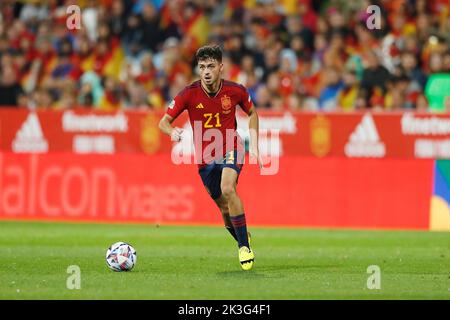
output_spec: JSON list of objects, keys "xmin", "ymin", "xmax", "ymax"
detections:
[
  {"xmin": 345, "ymin": 114, "xmax": 385, "ymax": 158},
  {"xmin": 12, "ymin": 112, "xmax": 48, "ymax": 153}
]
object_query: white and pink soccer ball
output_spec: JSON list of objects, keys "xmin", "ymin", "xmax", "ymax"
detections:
[{"xmin": 106, "ymin": 242, "xmax": 137, "ymax": 272}]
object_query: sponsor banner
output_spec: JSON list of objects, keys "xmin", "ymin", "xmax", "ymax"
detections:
[
  {"xmin": 0, "ymin": 108, "xmax": 174, "ymax": 155},
  {"xmin": 1, "ymin": 109, "xmax": 450, "ymax": 159},
  {"xmin": 0, "ymin": 152, "xmax": 200, "ymax": 224},
  {"xmin": 0, "ymin": 152, "xmax": 433, "ymax": 229}
]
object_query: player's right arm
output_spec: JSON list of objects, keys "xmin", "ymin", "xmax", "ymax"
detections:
[
  {"xmin": 158, "ymin": 90, "xmax": 188, "ymax": 142},
  {"xmin": 158, "ymin": 114, "xmax": 184, "ymax": 142}
]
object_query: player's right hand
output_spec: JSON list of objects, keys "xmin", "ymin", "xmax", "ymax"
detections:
[{"xmin": 170, "ymin": 127, "xmax": 184, "ymax": 142}]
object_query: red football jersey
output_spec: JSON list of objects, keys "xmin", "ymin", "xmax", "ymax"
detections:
[{"xmin": 166, "ymin": 79, "xmax": 254, "ymax": 167}]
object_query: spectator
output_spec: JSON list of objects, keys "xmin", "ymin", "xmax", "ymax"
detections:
[
  {"xmin": 245, "ymin": 71, "xmax": 262, "ymax": 105},
  {"xmin": 285, "ymin": 15, "xmax": 314, "ymax": 53},
  {"xmin": 337, "ymin": 70, "xmax": 360, "ymax": 111},
  {"xmin": 261, "ymin": 48, "xmax": 279, "ymax": 82},
  {"xmin": 323, "ymin": 30, "xmax": 348, "ymax": 73},
  {"xmin": 429, "ymin": 52, "xmax": 444, "ymax": 74},
  {"xmin": 255, "ymin": 85, "xmax": 271, "ymax": 109},
  {"xmin": 125, "ymin": 79, "xmax": 149, "ymax": 109},
  {"xmin": 400, "ymin": 51, "xmax": 427, "ymax": 89},
  {"xmin": 415, "ymin": 94, "xmax": 429, "ymax": 112},
  {"xmin": 122, "ymin": 14, "xmax": 143, "ymax": 58},
  {"xmin": 360, "ymin": 50, "xmax": 391, "ymax": 107},
  {"xmin": 311, "ymin": 33, "xmax": 327, "ymax": 73},
  {"xmin": 0, "ymin": 63, "xmax": 24, "ymax": 106},
  {"xmin": 98, "ymin": 76, "xmax": 124, "ymax": 111},
  {"xmin": 109, "ymin": 0, "xmax": 127, "ymax": 38},
  {"xmin": 318, "ymin": 67, "xmax": 344, "ymax": 110},
  {"xmin": 30, "ymin": 87, "xmax": 54, "ymax": 109},
  {"xmin": 54, "ymin": 82, "xmax": 77, "ymax": 109},
  {"xmin": 286, "ymin": 93, "xmax": 302, "ymax": 111},
  {"xmin": 78, "ymin": 83, "xmax": 95, "ymax": 108},
  {"xmin": 384, "ymin": 75, "xmax": 411, "ymax": 110},
  {"xmin": 266, "ymin": 72, "xmax": 281, "ymax": 100},
  {"xmin": 140, "ymin": 2, "xmax": 163, "ymax": 53}
]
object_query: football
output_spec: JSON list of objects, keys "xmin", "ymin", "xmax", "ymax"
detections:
[{"xmin": 106, "ymin": 242, "xmax": 137, "ymax": 272}]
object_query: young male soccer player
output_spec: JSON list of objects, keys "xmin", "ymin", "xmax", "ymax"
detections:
[{"xmin": 159, "ymin": 45, "xmax": 261, "ymax": 271}]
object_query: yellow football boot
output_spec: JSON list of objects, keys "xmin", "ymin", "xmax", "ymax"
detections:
[{"xmin": 238, "ymin": 246, "xmax": 254, "ymax": 271}]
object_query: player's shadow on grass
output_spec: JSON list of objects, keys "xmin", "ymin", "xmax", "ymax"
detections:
[{"xmin": 216, "ymin": 265, "xmax": 302, "ymax": 279}]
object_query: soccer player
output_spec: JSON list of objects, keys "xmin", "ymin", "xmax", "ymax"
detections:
[{"xmin": 159, "ymin": 45, "xmax": 261, "ymax": 271}]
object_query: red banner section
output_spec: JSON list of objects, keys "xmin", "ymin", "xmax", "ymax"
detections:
[
  {"xmin": 0, "ymin": 109, "xmax": 173, "ymax": 154},
  {"xmin": 0, "ymin": 152, "xmax": 433, "ymax": 229},
  {"xmin": 1, "ymin": 108, "xmax": 449, "ymax": 159}
]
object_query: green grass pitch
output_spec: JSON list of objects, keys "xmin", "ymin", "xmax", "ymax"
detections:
[{"xmin": 0, "ymin": 220, "xmax": 449, "ymax": 299}]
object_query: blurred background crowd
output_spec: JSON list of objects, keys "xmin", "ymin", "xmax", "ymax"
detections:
[{"xmin": 0, "ymin": 0, "xmax": 449, "ymax": 112}]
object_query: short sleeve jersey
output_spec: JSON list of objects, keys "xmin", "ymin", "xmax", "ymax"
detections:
[{"xmin": 166, "ymin": 79, "xmax": 253, "ymax": 167}]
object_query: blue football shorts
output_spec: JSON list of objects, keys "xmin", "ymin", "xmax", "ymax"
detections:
[{"xmin": 198, "ymin": 150, "xmax": 244, "ymax": 200}]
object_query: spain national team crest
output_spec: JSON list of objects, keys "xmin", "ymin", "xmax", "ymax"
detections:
[
  {"xmin": 221, "ymin": 95, "xmax": 232, "ymax": 114},
  {"xmin": 310, "ymin": 115, "xmax": 331, "ymax": 157},
  {"xmin": 140, "ymin": 114, "xmax": 161, "ymax": 154}
]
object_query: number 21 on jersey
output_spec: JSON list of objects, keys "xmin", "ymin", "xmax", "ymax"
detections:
[{"xmin": 203, "ymin": 113, "xmax": 221, "ymax": 128}]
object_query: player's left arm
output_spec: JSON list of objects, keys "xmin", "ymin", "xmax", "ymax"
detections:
[
  {"xmin": 247, "ymin": 106, "xmax": 262, "ymax": 169},
  {"xmin": 240, "ymin": 87, "xmax": 262, "ymax": 168}
]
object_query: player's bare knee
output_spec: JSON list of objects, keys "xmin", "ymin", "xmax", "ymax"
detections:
[{"xmin": 221, "ymin": 184, "xmax": 235, "ymax": 199}]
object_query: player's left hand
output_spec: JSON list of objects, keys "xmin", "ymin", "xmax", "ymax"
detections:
[{"xmin": 249, "ymin": 147, "xmax": 263, "ymax": 170}]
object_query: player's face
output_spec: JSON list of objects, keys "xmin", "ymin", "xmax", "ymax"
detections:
[{"xmin": 198, "ymin": 59, "xmax": 223, "ymax": 87}]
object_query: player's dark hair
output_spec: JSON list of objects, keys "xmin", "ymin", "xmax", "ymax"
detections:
[{"xmin": 195, "ymin": 45, "xmax": 222, "ymax": 63}]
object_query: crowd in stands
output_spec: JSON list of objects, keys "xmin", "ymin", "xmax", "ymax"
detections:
[{"xmin": 0, "ymin": 0, "xmax": 449, "ymax": 112}]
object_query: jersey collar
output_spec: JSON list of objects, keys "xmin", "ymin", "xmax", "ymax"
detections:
[{"xmin": 201, "ymin": 79, "xmax": 223, "ymax": 99}]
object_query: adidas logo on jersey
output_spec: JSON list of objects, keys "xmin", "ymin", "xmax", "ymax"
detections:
[
  {"xmin": 196, "ymin": 103, "xmax": 204, "ymax": 109},
  {"xmin": 12, "ymin": 112, "xmax": 49, "ymax": 153},
  {"xmin": 344, "ymin": 114, "xmax": 385, "ymax": 158}
]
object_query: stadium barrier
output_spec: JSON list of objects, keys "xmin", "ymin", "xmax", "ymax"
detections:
[{"xmin": 0, "ymin": 108, "xmax": 449, "ymax": 231}]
